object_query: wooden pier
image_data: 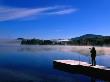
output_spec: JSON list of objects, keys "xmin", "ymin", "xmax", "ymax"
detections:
[{"xmin": 53, "ymin": 60, "xmax": 110, "ymax": 81}]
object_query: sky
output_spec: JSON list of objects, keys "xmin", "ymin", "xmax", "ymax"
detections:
[{"xmin": 0, "ymin": 0, "xmax": 110, "ymax": 39}]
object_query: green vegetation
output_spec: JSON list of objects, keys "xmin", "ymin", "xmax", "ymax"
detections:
[
  {"xmin": 20, "ymin": 34, "xmax": 110, "ymax": 46},
  {"xmin": 68, "ymin": 34, "xmax": 110, "ymax": 46},
  {"xmin": 21, "ymin": 39, "xmax": 53, "ymax": 45}
]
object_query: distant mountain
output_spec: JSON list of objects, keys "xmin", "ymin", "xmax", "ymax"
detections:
[
  {"xmin": 70, "ymin": 34, "xmax": 110, "ymax": 46},
  {"xmin": 2, "ymin": 34, "xmax": 110, "ymax": 46},
  {"xmin": 79, "ymin": 34, "xmax": 103, "ymax": 38},
  {"xmin": 71, "ymin": 34, "xmax": 103, "ymax": 40}
]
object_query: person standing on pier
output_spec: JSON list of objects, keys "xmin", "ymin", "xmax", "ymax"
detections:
[{"xmin": 90, "ymin": 47, "xmax": 96, "ymax": 66}]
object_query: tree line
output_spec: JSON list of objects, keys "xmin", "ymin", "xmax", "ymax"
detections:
[
  {"xmin": 21, "ymin": 39, "xmax": 53, "ymax": 45},
  {"xmin": 68, "ymin": 34, "xmax": 110, "ymax": 46},
  {"xmin": 20, "ymin": 34, "xmax": 110, "ymax": 46}
]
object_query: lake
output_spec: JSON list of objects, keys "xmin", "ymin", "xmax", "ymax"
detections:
[{"xmin": 0, "ymin": 45, "xmax": 109, "ymax": 82}]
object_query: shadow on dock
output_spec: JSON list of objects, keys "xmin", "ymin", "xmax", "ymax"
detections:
[{"xmin": 53, "ymin": 60, "xmax": 110, "ymax": 81}]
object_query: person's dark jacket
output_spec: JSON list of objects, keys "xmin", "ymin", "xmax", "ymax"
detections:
[{"xmin": 90, "ymin": 47, "xmax": 96, "ymax": 58}]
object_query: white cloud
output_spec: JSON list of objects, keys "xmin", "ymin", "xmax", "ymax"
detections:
[
  {"xmin": 47, "ymin": 8, "xmax": 77, "ymax": 15},
  {"xmin": 0, "ymin": 6, "xmax": 77, "ymax": 21}
]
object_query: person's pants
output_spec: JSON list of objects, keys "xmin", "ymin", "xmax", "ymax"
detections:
[{"xmin": 91, "ymin": 57, "xmax": 96, "ymax": 66}]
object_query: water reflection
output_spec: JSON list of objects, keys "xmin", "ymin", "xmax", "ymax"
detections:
[
  {"xmin": 18, "ymin": 45, "xmax": 55, "ymax": 53},
  {"xmin": 0, "ymin": 45, "xmax": 109, "ymax": 82},
  {"xmin": 0, "ymin": 45, "xmax": 109, "ymax": 55},
  {"xmin": 91, "ymin": 77, "xmax": 96, "ymax": 82}
]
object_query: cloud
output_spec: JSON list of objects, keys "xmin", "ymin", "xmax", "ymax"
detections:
[
  {"xmin": 0, "ymin": 6, "xmax": 77, "ymax": 21},
  {"xmin": 47, "ymin": 8, "xmax": 77, "ymax": 15}
]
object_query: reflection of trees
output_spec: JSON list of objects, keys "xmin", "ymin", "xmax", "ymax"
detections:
[
  {"xmin": 18, "ymin": 46, "xmax": 55, "ymax": 53},
  {"xmin": 17, "ymin": 45, "xmax": 109, "ymax": 56}
]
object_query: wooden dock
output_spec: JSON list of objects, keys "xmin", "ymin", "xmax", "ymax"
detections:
[{"xmin": 53, "ymin": 60, "xmax": 110, "ymax": 81}]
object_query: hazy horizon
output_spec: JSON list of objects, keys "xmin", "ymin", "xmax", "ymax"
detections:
[{"xmin": 0, "ymin": 33, "xmax": 109, "ymax": 40}]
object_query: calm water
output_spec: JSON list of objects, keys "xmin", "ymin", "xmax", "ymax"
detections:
[{"xmin": 0, "ymin": 45, "xmax": 109, "ymax": 82}]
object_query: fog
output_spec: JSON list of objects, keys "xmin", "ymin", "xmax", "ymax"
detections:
[{"xmin": 0, "ymin": 42, "xmax": 110, "ymax": 56}]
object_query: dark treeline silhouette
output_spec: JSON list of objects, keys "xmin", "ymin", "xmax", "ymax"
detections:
[
  {"xmin": 21, "ymin": 39, "xmax": 53, "ymax": 45},
  {"xmin": 20, "ymin": 34, "xmax": 110, "ymax": 46},
  {"xmin": 21, "ymin": 39, "xmax": 67, "ymax": 45},
  {"xmin": 69, "ymin": 34, "xmax": 110, "ymax": 46}
]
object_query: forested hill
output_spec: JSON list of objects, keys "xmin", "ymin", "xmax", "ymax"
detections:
[
  {"xmin": 70, "ymin": 34, "xmax": 110, "ymax": 46},
  {"xmin": 20, "ymin": 34, "xmax": 110, "ymax": 46},
  {"xmin": 71, "ymin": 34, "xmax": 103, "ymax": 40}
]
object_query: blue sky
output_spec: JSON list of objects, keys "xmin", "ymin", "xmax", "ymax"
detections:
[{"xmin": 0, "ymin": 0, "xmax": 110, "ymax": 39}]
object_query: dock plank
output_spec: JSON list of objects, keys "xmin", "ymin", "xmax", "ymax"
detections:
[
  {"xmin": 53, "ymin": 60, "xmax": 110, "ymax": 81},
  {"xmin": 54, "ymin": 60, "xmax": 108, "ymax": 69}
]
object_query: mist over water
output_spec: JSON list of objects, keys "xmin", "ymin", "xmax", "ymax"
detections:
[{"xmin": 0, "ymin": 43, "xmax": 109, "ymax": 82}]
